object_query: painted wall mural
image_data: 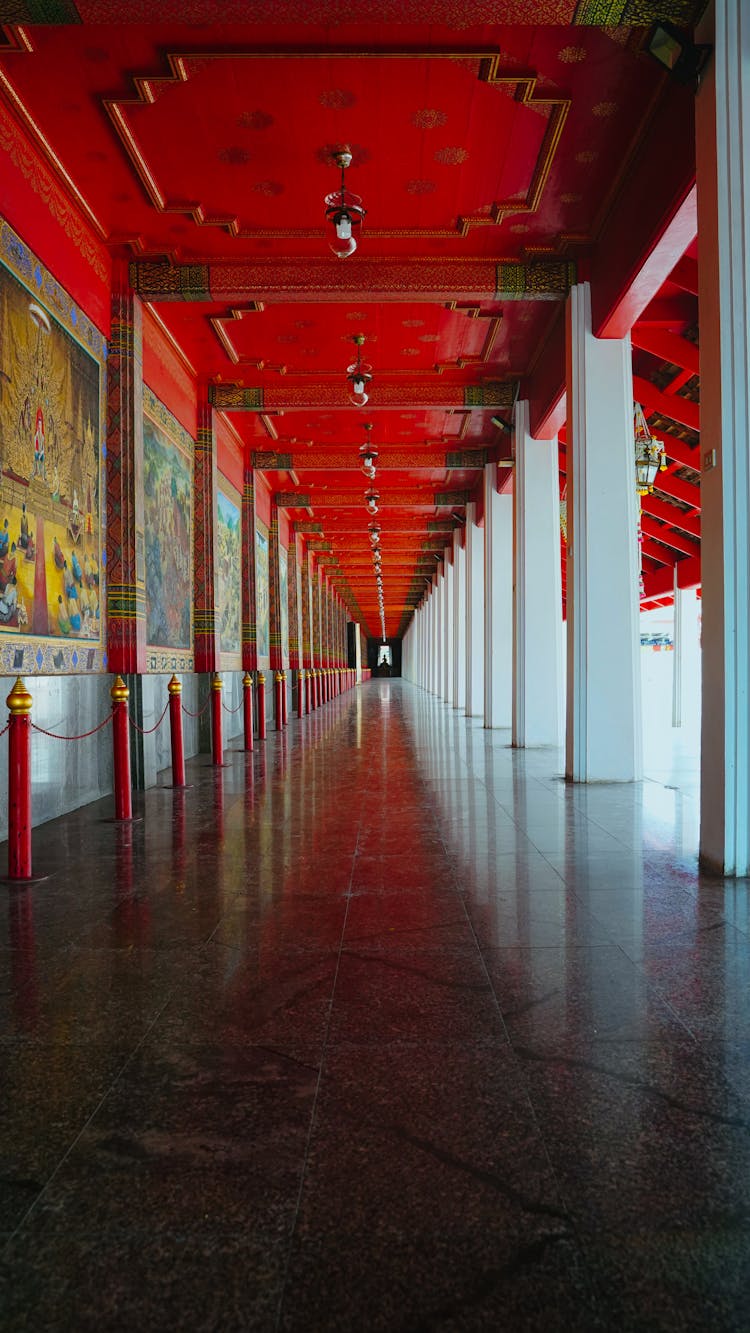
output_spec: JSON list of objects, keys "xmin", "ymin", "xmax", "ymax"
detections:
[
  {"xmin": 217, "ymin": 481, "xmax": 241, "ymax": 665},
  {"xmin": 143, "ymin": 387, "xmax": 194, "ymax": 671},
  {"xmin": 279, "ymin": 545, "xmax": 289, "ymax": 663},
  {"xmin": 0, "ymin": 220, "xmax": 106, "ymax": 674},
  {"xmin": 255, "ymin": 521, "xmax": 269, "ymax": 661}
]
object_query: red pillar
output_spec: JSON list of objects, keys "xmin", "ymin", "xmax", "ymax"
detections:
[
  {"xmin": 111, "ymin": 675, "xmax": 132, "ymax": 821},
  {"xmin": 298, "ymin": 669, "xmax": 306, "ymax": 718},
  {"xmin": 243, "ymin": 672, "xmax": 254, "ymax": 751},
  {"xmin": 257, "ymin": 672, "xmax": 267, "ymax": 740},
  {"xmin": 274, "ymin": 672, "xmax": 283, "ymax": 731},
  {"xmin": 168, "ymin": 674, "xmax": 185, "ymax": 787},
  {"xmin": 211, "ymin": 673, "xmax": 223, "ymax": 765},
  {"xmin": 305, "ymin": 669, "xmax": 313, "ymax": 714},
  {"xmin": 6, "ymin": 678, "xmax": 32, "ymax": 880},
  {"xmin": 281, "ymin": 672, "xmax": 288, "ymax": 726}
]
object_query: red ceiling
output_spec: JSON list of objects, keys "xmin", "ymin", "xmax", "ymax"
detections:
[{"xmin": 0, "ymin": 10, "xmax": 696, "ymax": 636}]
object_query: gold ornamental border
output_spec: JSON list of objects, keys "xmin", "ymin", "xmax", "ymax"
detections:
[{"xmin": 100, "ymin": 48, "xmax": 569, "ymax": 245}]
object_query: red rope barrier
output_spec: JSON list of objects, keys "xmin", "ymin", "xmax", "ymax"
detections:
[
  {"xmin": 0, "ymin": 722, "xmax": 9, "ymax": 739},
  {"xmin": 222, "ymin": 699, "xmax": 244, "ymax": 714},
  {"xmin": 181, "ymin": 698, "xmax": 211, "ymax": 719},
  {"xmin": 31, "ymin": 711, "xmax": 114, "ymax": 741},
  {"xmin": 129, "ymin": 698, "xmax": 170, "ymax": 736}
]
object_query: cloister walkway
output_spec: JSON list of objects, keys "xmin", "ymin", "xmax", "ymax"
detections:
[{"xmin": 0, "ymin": 680, "xmax": 748, "ymax": 1330}]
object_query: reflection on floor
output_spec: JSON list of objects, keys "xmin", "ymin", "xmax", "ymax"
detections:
[{"xmin": 1, "ymin": 679, "xmax": 749, "ymax": 1330}]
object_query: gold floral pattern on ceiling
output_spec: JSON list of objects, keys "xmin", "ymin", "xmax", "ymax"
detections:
[
  {"xmin": 412, "ymin": 109, "xmax": 448, "ymax": 129},
  {"xmin": 434, "ymin": 146, "xmax": 469, "ymax": 165}
]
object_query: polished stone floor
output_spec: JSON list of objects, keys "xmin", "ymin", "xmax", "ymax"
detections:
[{"xmin": 1, "ymin": 679, "xmax": 749, "ymax": 1331}]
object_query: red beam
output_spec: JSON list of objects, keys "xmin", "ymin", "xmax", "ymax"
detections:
[
  {"xmin": 633, "ymin": 374, "xmax": 700, "ymax": 433},
  {"xmin": 641, "ymin": 538, "xmax": 675, "ymax": 567},
  {"xmin": 669, "ymin": 255, "xmax": 700, "ymax": 296},
  {"xmin": 525, "ymin": 307, "xmax": 566, "ymax": 441},
  {"xmin": 631, "ymin": 327, "xmax": 699, "ymax": 375},
  {"xmin": 641, "ymin": 493, "xmax": 700, "ymax": 537},
  {"xmin": 654, "ymin": 471, "xmax": 701, "ymax": 510},
  {"xmin": 592, "ymin": 80, "xmax": 696, "ymax": 339},
  {"xmin": 636, "ymin": 293, "xmax": 698, "ymax": 327},
  {"xmin": 642, "ymin": 552, "xmax": 701, "ymax": 599},
  {"xmin": 640, "ymin": 514, "xmax": 699, "ymax": 558}
]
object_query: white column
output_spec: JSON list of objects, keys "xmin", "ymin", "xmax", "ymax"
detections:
[
  {"xmin": 565, "ymin": 281, "xmax": 642, "ymax": 781},
  {"xmin": 465, "ymin": 501, "xmax": 484, "ymax": 716},
  {"xmin": 697, "ymin": 0, "xmax": 750, "ymax": 871},
  {"xmin": 513, "ymin": 400, "xmax": 563, "ymax": 747},
  {"xmin": 443, "ymin": 552, "xmax": 453, "ymax": 702},
  {"xmin": 452, "ymin": 527, "xmax": 466, "ymax": 709},
  {"xmin": 433, "ymin": 573, "xmax": 442, "ymax": 697},
  {"xmin": 483, "ymin": 462, "xmax": 513, "ymax": 729}
]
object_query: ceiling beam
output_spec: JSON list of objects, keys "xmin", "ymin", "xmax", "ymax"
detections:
[
  {"xmin": 632, "ymin": 374, "xmax": 700, "ymax": 433},
  {"xmin": 640, "ymin": 515, "xmax": 699, "ymax": 558},
  {"xmin": 130, "ymin": 258, "xmax": 577, "ymax": 305},
  {"xmin": 210, "ymin": 381, "xmax": 515, "ymax": 412},
  {"xmin": 631, "ymin": 327, "xmax": 700, "ymax": 376},
  {"xmin": 640, "ymin": 493, "xmax": 700, "ymax": 538},
  {"xmin": 252, "ymin": 448, "xmax": 490, "ymax": 470}
]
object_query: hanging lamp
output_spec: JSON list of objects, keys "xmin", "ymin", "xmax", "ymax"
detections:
[
  {"xmin": 634, "ymin": 402, "xmax": 667, "ymax": 495},
  {"xmin": 324, "ymin": 148, "xmax": 365, "ymax": 258}
]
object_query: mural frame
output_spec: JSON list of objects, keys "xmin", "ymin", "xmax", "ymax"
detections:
[
  {"xmin": 0, "ymin": 218, "xmax": 107, "ymax": 676},
  {"xmin": 216, "ymin": 477, "xmax": 242, "ymax": 670},
  {"xmin": 255, "ymin": 519, "xmax": 269, "ymax": 664},
  {"xmin": 143, "ymin": 385, "xmax": 194, "ymax": 673}
]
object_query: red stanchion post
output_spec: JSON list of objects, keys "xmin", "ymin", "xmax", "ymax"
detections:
[
  {"xmin": 257, "ymin": 672, "xmax": 267, "ymax": 740},
  {"xmin": 298, "ymin": 669, "xmax": 306, "ymax": 718},
  {"xmin": 211, "ymin": 673, "xmax": 223, "ymax": 765},
  {"xmin": 305, "ymin": 669, "xmax": 313, "ymax": 714},
  {"xmin": 243, "ymin": 672, "xmax": 254, "ymax": 751},
  {"xmin": 274, "ymin": 671, "xmax": 283, "ymax": 731},
  {"xmin": 281, "ymin": 671, "xmax": 288, "ymax": 726},
  {"xmin": 168, "ymin": 674, "xmax": 185, "ymax": 787},
  {"xmin": 6, "ymin": 678, "xmax": 33, "ymax": 880},
  {"xmin": 111, "ymin": 675, "xmax": 132, "ymax": 821}
]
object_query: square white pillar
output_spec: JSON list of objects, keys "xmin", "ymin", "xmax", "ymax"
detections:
[
  {"xmin": 442, "ymin": 551, "xmax": 453, "ymax": 702},
  {"xmin": 465, "ymin": 501, "xmax": 484, "ymax": 717},
  {"xmin": 696, "ymin": 0, "xmax": 750, "ymax": 871},
  {"xmin": 483, "ymin": 462, "xmax": 513, "ymax": 729},
  {"xmin": 452, "ymin": 528, "xmax": 466, "ymax": 710},
  {"xmin": 513, "ymin": 400, "xmax": 563, "ymax": 747},
  {"xmin": 565, "ymin": 281, "xmax": 642, "ymax": 782}
]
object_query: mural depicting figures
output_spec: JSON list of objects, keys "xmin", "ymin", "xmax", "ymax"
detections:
[
  {"xmin": 217, "ymin": 483, "xmax": 241, "ymax": 662},
  {"xmin": 255, "ymin": 523, "xmax": 269, "ymax": 660},
  {"xmin": 279, "ymin": 545, "xmax": 289, "ymax": 661},
  {"xmin": 143, "ymin": 390, "xmax": 193, "ymax": 664},
  {"xmin": 0, "ymin": 222, "xmax": 105, "ymax": 673}
]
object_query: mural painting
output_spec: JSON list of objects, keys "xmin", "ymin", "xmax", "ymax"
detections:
[
  {"xmin": 143, "ymin": 388, "xmax": 193, "ymax": 671},
  {"xmin": 279, "ymin": 545, "xmax": 289, "ymax": 662},
  {"xmin": 255, "ymin": 522, "xmax": 269, "ymax": 660},
  {"xmin": 0, "ymin": 221, "xmax": 106, "ymax": 674},
  {"xmin": 217, "ymin": 483, "xmax": 241, "ymax": 665}
]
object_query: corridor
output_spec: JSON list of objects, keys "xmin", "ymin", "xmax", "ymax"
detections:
[{"xmin": 1, "ymin": 679, "xmax": 749, "ymax": 1331}]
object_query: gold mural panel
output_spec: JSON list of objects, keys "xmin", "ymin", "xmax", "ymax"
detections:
[{"xmin": 0, "ymin": 220, "xmax": 106, "ymax": 675}]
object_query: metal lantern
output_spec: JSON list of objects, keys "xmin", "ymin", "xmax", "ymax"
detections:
[
  {"xmin": 324, "ymin": 148, "xmax": 366, "ymax": 258},
  {"xmin": 634, "ymin": 402, "xmax": 667, "ymax": 495},
  {"xmin": 348, "ymin": 336, "xmax": 373, "ymax": 407}
]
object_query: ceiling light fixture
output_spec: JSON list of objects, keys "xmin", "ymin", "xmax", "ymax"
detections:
[
  {"xmin": 359, "ymin": 420, "xmax": 378, "ymax": 477},
  {"xmin": 348, "ymin": 335, "xmax": 373, "ymax": 407},
  {"xmin": 634, "ymin": 402, "xmax": 667, "ymax": 495},
  {"xmin": 365, "ymin": 488, "xmax": 380, "ymax": 516},
  {"xmin": 368, "ymin": 522, "xmax": 381, "ymax": 545},
  {"xmin": 324, "ymin": 148, "xmax": 366, "ymax": 258},
  {"xmin": 646, "ymin": 20, "xmax": 711, "ymax": 90}
]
